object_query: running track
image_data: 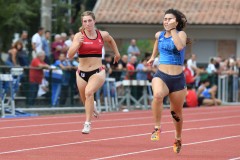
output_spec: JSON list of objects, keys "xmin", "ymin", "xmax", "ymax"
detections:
[{"xmin": 0, "ymin": 106, "xmax": 240, "ymax": 160}]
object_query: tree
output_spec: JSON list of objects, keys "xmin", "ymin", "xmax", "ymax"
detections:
[{"xmin": 0, "ymin": 0, "xmax": 40, "ymax": 51}]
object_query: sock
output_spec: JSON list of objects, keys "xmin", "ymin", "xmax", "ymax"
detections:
[
  {"xmin": 175, "ymin": 137, "xmax": 181, "ymax": 140},
  {"xmin": 154, "ymin": 126, "xmax": 161, "ymax": 130},
  {"xmin": 85, "ymin": 121, "xmax": 91, "ymax": 125}
]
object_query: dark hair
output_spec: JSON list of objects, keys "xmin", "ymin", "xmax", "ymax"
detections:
[
  {"xmin": 165, "ymin": 9, "xmax": 187, "ymax": 31},
  {"xmin": 165, "ymin": 9, "xmax": 191, "ymax": 45},
  {"xmin": 38, "ymin": 27, "xmax": 44, "ymax": 31}
]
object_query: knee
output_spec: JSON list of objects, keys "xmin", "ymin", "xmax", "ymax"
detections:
[
  {"xmin": 85, "ymin": 89, "xmax": 94, "ymax": 99},
  {"xmin": 153, "ymin": 92, "xmax": 165, "ymax": 102}
]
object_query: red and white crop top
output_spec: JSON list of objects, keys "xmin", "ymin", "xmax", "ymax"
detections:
[{"xmin": 78, "ymin": 30, "xmax": 104, "ymax": 58}]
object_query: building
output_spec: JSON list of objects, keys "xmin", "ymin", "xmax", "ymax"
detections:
[{"xmin": 93, "ymin": 0, "xmax": 240, "ymax": 63}]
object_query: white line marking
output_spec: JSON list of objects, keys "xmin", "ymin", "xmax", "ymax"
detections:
[
  {"xmin": 229, "ymin": 157, "xmax": 240, "ymax": 160},
  {"xmin": 0, "ymin": 115, "xmax": 239, "ymax": 139},
  {"xmin": 0, "ymin": 122, "xmax": 240, "ymax": 155},
  {"xmin": 0, "ymin": 110, "xmax": 148, "ymax": 122},
  {"xmin": 0, "ymin": 107, "xmax": 238, "ymax": 122},
  {"xmin": 0, "ymin": 114, "xmax": 239, "ymax": 131},
  {"xmin": 92, "ymin": 135, "xmax": 240, "ymax": 160}
]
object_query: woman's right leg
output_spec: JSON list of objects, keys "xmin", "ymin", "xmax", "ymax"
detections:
[
  {"xmin": 151, "ymin": 77, "xmax": 169, "ymax": 140},
  {"xmin": 76, "ymin": 73, "xmax": 87, "ymax": 116}
]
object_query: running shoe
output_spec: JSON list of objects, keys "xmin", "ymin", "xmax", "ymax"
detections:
[
  {"xmin": 173, "ymin": 139, "xmax": 182, "ymax": 153},
  {"xmin": 93, "ymin": 101, "xmax": 99, "ymax": 118},
  {"xmin": 82, "ymin": 122, "xmax": 91, "ymax": 134},
  {"xmin": 151, "ymin": 128, "xmax": 160, "ymax": 141}
]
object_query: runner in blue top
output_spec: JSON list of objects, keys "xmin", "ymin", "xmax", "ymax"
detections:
[{"xmin": 147, "ymin": 9, "xmax": 188, "ymax": 154}]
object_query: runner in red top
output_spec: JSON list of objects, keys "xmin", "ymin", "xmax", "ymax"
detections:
[{"xmin": 67, "ymin": 11, "xmax": 121, "ymax": 134}]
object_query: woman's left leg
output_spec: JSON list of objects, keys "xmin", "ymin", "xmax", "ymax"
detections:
[{"xmin": 169, "ymin": 88, "xmax": 187, "ymax": 153}]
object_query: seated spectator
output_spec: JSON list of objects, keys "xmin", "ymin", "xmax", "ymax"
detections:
[
  {"xmin": 183, "ymin": 85, "xmax": 198, "ymax": 108},
  {"xmin": 197, "ymin": 79, "xmax": 222, "ymax": 106}
]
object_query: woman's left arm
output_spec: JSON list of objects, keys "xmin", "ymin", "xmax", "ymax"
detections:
[
  {"xmin": 100, "ymin": 31, "xmax": 121, "ymax": 64},
  {"xmin": 171, "ymin": 30, "xmax": 187, "ymax": 51}
]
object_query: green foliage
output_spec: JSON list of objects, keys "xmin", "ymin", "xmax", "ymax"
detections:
[{"xmin": 0, "ymin": 0, "xmax": 40, "ymax": 51}]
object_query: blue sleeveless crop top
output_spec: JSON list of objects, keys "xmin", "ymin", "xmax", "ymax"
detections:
[{"xmin": 158, "ymin": 31, "xmax": 185, "ymax": 65}]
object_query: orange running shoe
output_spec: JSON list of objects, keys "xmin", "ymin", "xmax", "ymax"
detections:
[
  {"xmin": 173, "ymin": 139, "xmax": 182, "ymax": 153},
  {"xmin": 151, "ymin": 128, "xmax": 160, "ymax": 141}
]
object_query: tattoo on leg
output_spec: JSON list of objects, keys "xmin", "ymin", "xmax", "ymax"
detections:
[{"xmin": 171, "ymin": 111, "xmax": 180, "ymax": 122}]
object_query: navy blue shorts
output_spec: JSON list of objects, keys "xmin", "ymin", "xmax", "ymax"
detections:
[{"xmin": 153, "ymin": 70, "xmax": 186, "ymax": 93}]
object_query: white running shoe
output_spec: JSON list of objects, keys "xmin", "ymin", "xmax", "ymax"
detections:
[
  {"xmin": 93, "ymin": 101, "xmax": 99, "ymax": 118},
  {"xmin": 82, "ymin": 122, "xmax": 91, "ymax": 134}
]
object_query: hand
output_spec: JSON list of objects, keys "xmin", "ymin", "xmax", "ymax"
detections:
[
  {"xmin": 147, "ymin": 57, "xmax": 155, "ymax": 66},
  {"xmin": 167, "ymin": 18, "xmax": 177, "ymax": 31},
  {"xmin": 113, "ymin": 53, "xmax": 121, "ymax": 64},
  {"xmin": 77, "ymin": 33, "xmax": 84, "ymax": 43}
]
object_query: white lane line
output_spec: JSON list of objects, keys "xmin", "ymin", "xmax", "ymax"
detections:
[
  {"xmin": 0, "ymin": 110, "xmax": 149, "ymax": 122},
  {"xmin": 229, "ymin": 157, "xmax": 240, "ymax": 160},
  {"xmin": 0, "ymin": 107, "xmax": 239, "ymax": 123},
  {"xmin": 92, "ymin": 135, "xmax": 240, "ymax": 160},
  {"xmin": 1, "ymin": 122, "xmax": 239, "ymax": 140},
  {"xmin": 1, "ymin": 108, "xmax": 240, "ymax": 130},
  {"xmin": 0, "ymin": 122, "xmax": 240, "ymax": 155},
  {"xmin": 0, "ymin": 114, "xmax": 239, "ymax": 131}
]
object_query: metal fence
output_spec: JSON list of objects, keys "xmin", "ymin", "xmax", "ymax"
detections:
[{"xmin": 1, "ymin": 65, "xmax": 240, "ymax": 117}]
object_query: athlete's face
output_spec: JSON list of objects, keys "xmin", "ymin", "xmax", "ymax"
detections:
[
  {"xmin": 163, "ymin": 13, "xmax": 177, "ymax": 31},
  {"xmin": 82, "ymin": 16, "xmax": 95, "ymax": 31}
]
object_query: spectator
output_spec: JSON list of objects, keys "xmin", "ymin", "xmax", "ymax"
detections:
[
  {"xmin": 136, "ymin": 58, "xmax": 151, "ymax": 80},
  {"xmin": 19, "ymin": 30, "xmax": 29, "ymax": 55},
  {"xmin": 197, "ymin": 79, "xmax": 222, "ymax": 106},
  {"xmin": 125, "ymin": 55, "xmax": 137, "ymax": 80},
  {"xmin": 51, "ymin": 34, "xmax": 65, "ymax": 62},
  {"xmin": 42, "ymin": 30, "xmax": 51, "ymax": 64},
  {"xmin": 127, "ymin": 39, "xmax": 140, "ymax": 61},
  {"xmin": 117, "ymin": 54, "xmax": 128, "ymax": 81},
  {"xmin": 183, "ymin": 85, "xmax": 198, "ymax": 108},
  {"xmin": 53, "ymin": 53, "xmax": 72, "ymax": 106},
  {"xmin": 31, "ymin": 27, "xmax": 44, "ymax": 59},
  {"xmin": 206, "ymin": 57, "xmax": 217, "ymax": 74},
  {"xmin": 135, "ymin": 58, "xmax": 151, "ymax": 102},
  {"xmin": 27, "ymin": 51, "xmax": 49, "ymax": 106},
  {"xmin": 183, "ymin": 59, "xmax": 198, "ymax": 88},
  {"xmin": 5, "ymin": 42, "xmax": 19, "ymax": 66},
  {"xmin": 16, "ymin": 41, "xmax": 29, "ymax": 67}
]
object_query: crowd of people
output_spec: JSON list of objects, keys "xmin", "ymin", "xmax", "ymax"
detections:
[
  {"xmin": 1, "ymin": 26, "xmax": 80, "ymax": 107},
  {"xmin": 183, "ymin": 53, "xmax": 239, "ymax": 108}
]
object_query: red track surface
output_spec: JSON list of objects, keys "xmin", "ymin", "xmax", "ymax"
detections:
[{"xmin": 0, "ymin": 106, "xmax": 240, "ymax": 160}]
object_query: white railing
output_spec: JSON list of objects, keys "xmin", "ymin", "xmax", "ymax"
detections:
[{"xmin": 218, "ymin": 74, "xmax": 239, "ymax": 104}]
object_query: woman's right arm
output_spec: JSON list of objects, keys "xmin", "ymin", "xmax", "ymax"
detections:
[
  {"xmin": 147, "ymin": 32, "xmax": 160, "ymax": 65},
  {"xmin": 11, "ymin": 49, "xmax": 18, "ymax": 66},
  {"xmin": 67, "ymin": 32, "xmax": 83, "ymax": 59}
]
